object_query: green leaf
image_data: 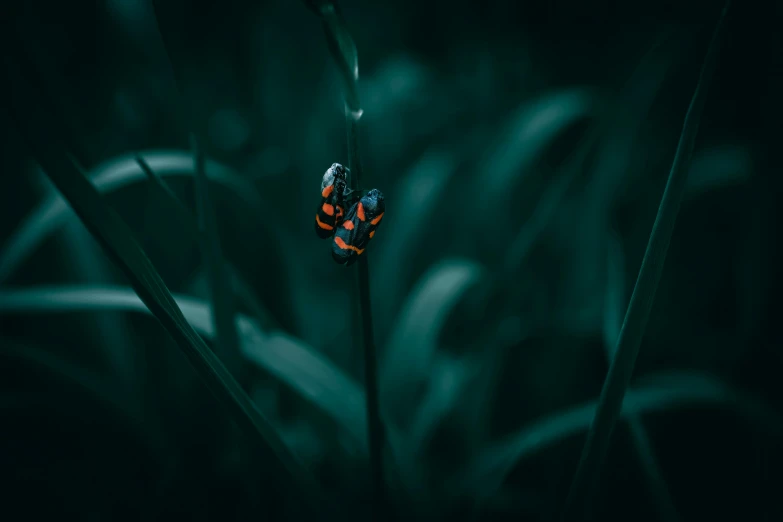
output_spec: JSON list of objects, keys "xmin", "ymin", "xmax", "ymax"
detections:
[
  {"xmin": 561, "ymin": 5, "xmax": 733, "ymax": 518},
  {"xmin": 0, "ymin": 284, "xmax": 369, "ymax": 451},
  {"xmin": 504, "ymin": 28, "xmax": 678, "ymax": 274},
  {"xmin": 31, "ymin": 168, "xmax": 140, "ymax": 393},
  {"xmin": 478, "ymin": 88, "xmax": 596, "ymax": 213},
  {"xmin": 189, "ymin": 134, "xmax": 243, "ymax": 377},
  {"xmin": 603, "ymin": 231, "xmax": 681, "ymax": 522},
  {"xmin": 3, "ymin": 57, "xmax": 332, "ymax": 508},
  {"xmin": 451, "ymin": 371, "xmax": 783, "ymax": 504},
  {"xmin": 0, "ymin": 150, "xmax": 273, "ymax": 284},
  {"xmin": 380, "ymin": 259, "xmax": 484, "ymax": 424},
  {"xmin": 407, "ymin": 353, "xmax": 478, "ymax": 454},
  {"xmin": 135, "ymin": 154, "xmax": 280, "ymax": 332},
  {"xmin": 373, "ymin": 150, "xmax": 458, "ymax": 324}
]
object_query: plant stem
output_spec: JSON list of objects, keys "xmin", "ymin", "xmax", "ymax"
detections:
[
  {"xmin": 346, "ymin": 111, "xmax": 386, "ymax": 515},
  {"xmin": 302, "ymin": 0, "xmax": 387, "ymax": 515},
  {"xmin": 560, "ymin": 3, "xmax": 732, "ymax": 520}
]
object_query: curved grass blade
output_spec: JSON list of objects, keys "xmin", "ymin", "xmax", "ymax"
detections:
[
  {"xmin": 135, "ymin": 154, "xmax": 280, "ymax": 332},
  {"xmin": 451, "ymin": 370, "xmax": 782, "ymax": 505},
  {"xmin": 241, "ymin": 330, "xmax": 369, "ymax": 451},
  {"xmin": 477, "ymin": 88, "xmax": 596, "ymax": 212},
  {"xmin": 390, "ymin": 353, "xmax": 480, "ymax": 517},
  {"xmin": 0, "ymin": 281, "xmax": 415, "ymax": 518},
  {"xmin": 561, "ymin": 4, "xmax": 733, "ymax": 519},
  {"xmin": 503, "ymin": 27, "xmax": 678, "ymax": 275},
  {"xmin": 2, "ymin": 66, "xmax": 332, "ymax": 510},
  {"xmin": 373, "ymin": 150, "xmax": 458, "ymax": 326},
  {"xmin": 380, "ymin": 259, "xmax": 484, "ymax": 421},
  {"xmin": 0, "ymin": 150, "xmax": 273, "ymax": 284},
  {"xmin": 604, "ymin": 231, "xmax": 681, "ymax": 522},
  {"xmin": 407, "ymin": 353, "xmax": 478, "ymax": 456},
  {"xmin": 0, "ymin": 284, "xmax": 369, "ymax": 450},
  {"xmin": 30, "ymin": 169, "xmax": 141, "ymax": 394}
]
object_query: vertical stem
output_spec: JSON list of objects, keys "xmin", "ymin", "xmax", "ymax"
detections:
[
  {"xmin": 302, "ymin": 0, "xmax": 385, "ymax": 513},
  {"xmin": 346, "ymin": 110, "xmax": 386, "ymax": 518}
]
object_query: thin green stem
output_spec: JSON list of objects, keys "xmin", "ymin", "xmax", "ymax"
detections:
[
  {"xmin": 346, "ymin": 114, "xmax": 363, "ymax": 190},
  {"xmin": 560, "ymin": 3, "xmax": 732, "ymax": 520},
  {"xmin": 604, "ymin": 233, "xmax": 680, "ymax": 522},
  {"xmin": 348, "ymin": 108, "xmax": 386, "ymax": 516},
  {"xmin": 302, "ymin": 1, "xmax": 386, "ymax": 516}
]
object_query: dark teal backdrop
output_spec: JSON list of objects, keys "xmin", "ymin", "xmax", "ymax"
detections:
[{"xmin": 0, "ymin": 1, "xmax": 780, "ymax": 521}]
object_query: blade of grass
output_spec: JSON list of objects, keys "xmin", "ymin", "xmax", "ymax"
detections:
[
  {"xmin": 0, "ymin": 283, "xmax": 416, "ymax": 508},
  {"xmin": 3, "ymin": 57, "xmax": 332, "ymax": 513},
  {"xmin": 0, "ymin": 150, "xmax": 276, "ymax": 284},
  {"xmin": 302, "ymin": 1, "xmax": 386, "ymax": 516},
  {"xmin": 3, "ymin": 31, "xmax": 143, "ymax": 398},
  {"xmin": 0, "ymin": 285, "xmax": 368, "ymax": 450},
  {"xmin": 189, "ymin": 134, "xmax": 243, "ymax": 379},
  {"xmin": 29, "ymin": 168, "xmax": 141, "ymax": 395},
  {"xmin": 477, "ymin": 87, "xmax": 596, "ymax": 213},
  {"xmin": 503, "ymin": 26, "xmax": 677, "ymax": 276},
  {"xmin": 451, "ymin": 370, "xmax": 782, "ymax": 505},
  {"xmin": 381, "ymin": 259, "xmax": 484, "ymax": 424},
  {"xmin": 144, "ymin": 1, "xmax": 244, "ymax": 382},
  {"xmin": 560, "ymin": 4, "xmax": 732, "ymax": 520},
  {"xmin": 456, "ymin": 27, "xmax": 679, "ymax": 456},
  {"xmin": 135, "ymin": 153, "xmax": 280, "ymax": 332},
  {"xmin": 603, "ymin": 231, "xmax": 681, "ymax": 522},
  {"xmin": 373, "ymin": 150, "xmax": 458, "ymax": 329}
]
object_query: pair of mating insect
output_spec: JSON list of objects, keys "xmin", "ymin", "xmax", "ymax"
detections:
[{"xmin": 314, "ymin": 163, "xmax": 385, "ymax": 266}]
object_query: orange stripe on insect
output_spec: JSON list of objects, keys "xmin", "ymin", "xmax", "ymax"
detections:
[
  {"xmin": 321, "ymin": 185, "xmax": 333, "ymax": 198},
  {"xmin": 356, "ymin": 202, "xmax": 366, "ymax": 221},
  {"xmin": 316, "ymin": 214, "xmax": 334, "ymax": 230},
  {"xmin": 369, "ymin": 230, "xmax": 375, "ymax": 238},
  {"xmin": 334, "ymin": 236, "xmax": 365, "ymax": 255},
  {"xmin": 322, "ymin": 203, "xmax": 335, "ymax": 216},
  {"xmin": 370, "ymin": 212, "xmax": 384, "ymax": 225},
  {"xmin": 343, "ymin": 220, "xmax": 354, "ymax": 230}
]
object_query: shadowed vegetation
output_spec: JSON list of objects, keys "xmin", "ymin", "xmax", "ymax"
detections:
[{"xmin": 1, "ymin": 1, "xmax": 780, "ymax": 521}]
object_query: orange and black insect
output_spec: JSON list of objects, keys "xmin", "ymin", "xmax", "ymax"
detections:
[
  {"xmin": 332, "ymin": 188, "xmax": 385, "ymax": 266},
  {"xmin": 315, "ymin": 163, "xmax": 348, "ymax": 239}
]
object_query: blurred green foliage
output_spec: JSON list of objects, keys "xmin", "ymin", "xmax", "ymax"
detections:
[{"xmin": 1, "ymin": 1, "xmax": 781, "ymax": 521}]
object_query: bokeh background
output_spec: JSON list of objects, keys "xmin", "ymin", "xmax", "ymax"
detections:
[{"xmin": 1, "ymin": 0, "xmax": 781, "ymax": 521}]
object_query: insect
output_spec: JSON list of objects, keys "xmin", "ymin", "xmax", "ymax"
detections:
[
  {"xmin": 332, "ymin": 188, "xmax": 385, "ymax": 266},
  {"xmin": 314, "ymin": 163, "xmax": 348, "ymax": 239}
]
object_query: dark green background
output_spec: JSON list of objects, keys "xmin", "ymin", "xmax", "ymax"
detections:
[{"xmin": 1, "ymin": 1, "xmax": 780, "ymax": 521}]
